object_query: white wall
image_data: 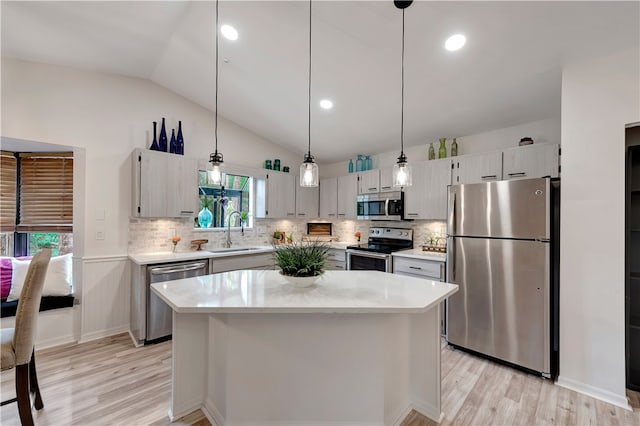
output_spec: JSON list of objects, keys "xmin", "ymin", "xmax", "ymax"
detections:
[
  {"xmin": 558, "ymin": 48, "xmax": 639, "ymax": 408},
  {"xmin": 1, "ymin": 58, "xmax": 300, "ymax": 341},
  {"xmin": 320, "ymin": 117, "xmax": 560, "ymax": 177}
]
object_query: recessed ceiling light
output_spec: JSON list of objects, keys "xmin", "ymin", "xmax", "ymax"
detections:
[
  {"xmin": 221, "ymin": 25, "xmax": 238, "ymax": 41},
  {"xmin": 319, "ymin": 99, "xmax": 333, "ymax": 110},
  {"xmin": 445, "ymin": 34, "xmax": 466, "ymax": 51}
]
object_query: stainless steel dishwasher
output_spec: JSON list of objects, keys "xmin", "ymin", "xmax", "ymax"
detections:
[{"xmin": 146, "ymin": 260, "xmax": 209, "ymax": 343}]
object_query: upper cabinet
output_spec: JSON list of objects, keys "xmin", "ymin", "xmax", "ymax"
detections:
[
  {"xmin": 502, "ymin": 144, "xmax": 560, "ymax": 180},
  {"xmin": 379, "ymin": 167, "xmax": 395, "ymax": 192},
  {"xmin": 266, "ymin": 171, "xmax": 296, "ymax": 218},
  {"xmin": 132, "ymin": 149, "xmax": 198, "ymax": 218},
  {"xmin": 403, "ymin": 159, "xmax": 451, "ymax": 220},
  {"xmin": 358, "ymin": 170, "xmax": 380, "ymax": 194},
  {"xmin": 453, "ymin": 151, "xmax": 503, "ymax": 185},
  {"xmin": 337, "ymin": 174, "xmax": 358, "ymax": 219},
  {"xmin": 319, "ymin": 177, "xmax": 338, "ymax": 218},
  {"xmin": 296, "ymin": 180, "xmax": 319, "ymax": 218}
]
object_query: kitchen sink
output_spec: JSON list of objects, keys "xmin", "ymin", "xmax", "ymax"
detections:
[{"xmin": 213, "ymin": 247, "xmax": 262, "ymax": 253}]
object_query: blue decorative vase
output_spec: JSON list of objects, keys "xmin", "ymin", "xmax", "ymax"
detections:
[
  {"xmin": 158, "ymin": 117, "xmax": 168, "ymax": 152},
  {"xmin": 348, "ymin": 159, "xmax": 354, "ymax": 173},
  {"xmin": 169, "ymin": 129, "xmax": 177, "ymax": 154},
  {"xmin": 198, "ymin": 207, "xmax": 213, "ymax": 228},
  {"xmin": 176, "ymin": 121, "xmax": 184, "ymax": 155},
  {"xmin": 356, "ymin": 155, "xmax": 364, "ymax": 172},
  {"xmin": 150, "ymin": 121, "xmax": 160, "ymax": 151},
  {"xmin": 365, "ymin": 155, "xmax": 372, "ymax": 170}
]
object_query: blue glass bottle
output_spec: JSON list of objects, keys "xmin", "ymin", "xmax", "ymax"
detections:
[
  {"xmin": 169, "ymin": 129, "xmax": 177, "ymax": 154},
  {"xmin": 158, "ymin": 117, "xmax": 168, "ymax": 152},
  {"xmin": 348, "ymin": 159, "xmax": 354, "ymax": 173},
  {"xmin": 149, "ymin": 121, "xmax": 160, "ymax": 151},
  {"xmin": 356, "ymin": 155, "xmax": 364, "ymax": 172},
  {"xmin": 365, "ymin": 155, "xmax": 372, "ymax": 171},
  {"xmin": 176, "ymin": 121, "xmax": 184, "ymax": 155}
]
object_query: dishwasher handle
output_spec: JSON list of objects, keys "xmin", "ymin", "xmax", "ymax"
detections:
[{"xmin": 150, "ymin": 262, "xmax": 208, "ymax": 275}]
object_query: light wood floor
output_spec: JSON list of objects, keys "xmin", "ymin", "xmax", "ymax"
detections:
[{"xmin": 1, "ymin": 333, "xmax": 639, "ymax": 425}]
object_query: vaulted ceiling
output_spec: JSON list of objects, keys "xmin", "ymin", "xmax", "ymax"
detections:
[{"xmin": 2, "ymin": 1, "xmax": 638, "ymax": 162}]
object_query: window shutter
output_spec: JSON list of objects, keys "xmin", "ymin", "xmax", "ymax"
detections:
[
  {"xmin": 0, "ymin": 151, "xmax": 17, "ymax": 232},
  {"xmin": 18, "ymin": 153, "xmax": 73, "ymax": 232}
]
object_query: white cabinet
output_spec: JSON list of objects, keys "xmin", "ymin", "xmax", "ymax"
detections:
[
  {"xmin": 379, "ymin": 167, "xmax": 395, "ymax": 192},
  {"xmin": 211, "ymin": 252, "xmax": 275, "ymax": 273},
  {"xmin": 132, "ymin": 149, "xmax": 198, "ymax": 218},
  {"xmin": 296, "ymin": 180, "xmax": 319, "ymax": 218},
  {"xmin": 403, "ymin": 159, "xmax": 451, "ymax": 220},
  {"xmin": 337, "ymin": 174, "xmax": 358, "ymax": 219},
  {"xmin": 502, "ymin": 144, "xmax": 559, "ymax": 180},
  {"xmin": 325, "ymin": 248, "xmax": 346, "ymax": 271},
  {"xmin": 358, "ymin": 170, "xmax": 380, "ymax": 194},
  {"xmin": 319, "ymin": 177, "xmax": 338, "ymax": 218},
  {"xmin": 266, "ymin": 171, "xmax": 296, "ymax": 218},
  {"xmin": 453, "ymin": 151, "xmax": 503, "ymax": 184}
]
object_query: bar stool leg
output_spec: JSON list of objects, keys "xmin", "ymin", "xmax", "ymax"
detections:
[
  {"xmin": 16, "ymin": 363, "xmax": 34, "ymax": 426},
  {"xmin": 29, "ymin": 349, "xmax": 44, "ymax": 410}
]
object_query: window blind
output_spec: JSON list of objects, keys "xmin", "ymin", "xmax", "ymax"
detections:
[
  {"xmin": 18, "ymin": 153, "xmax": 73, "ymax": 232},
  {"xmin": 0, "ymin": 151, "xmax": 17, "ymax": 232}
]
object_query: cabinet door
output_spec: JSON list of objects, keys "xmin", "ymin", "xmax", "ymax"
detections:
[
  {"xmin": 454, "ymin": 152, "xmax": 502, "ymax": 184},
  {"xmin": 403, "ymin": 161, "xmax": 428, "ymax": 219},
  {"xmin": 424, "ymin": 159, "xmax": 452, "ymax": 220},
  {"xmin": 168, "ymin": 157, "xmax": 198, "ymax": 218},
  {"xmin": 267, "ymin": 171, "xmax": 296, "ymax": 218},
  {"xmin": 137, "ymin": 149, "xmax": 169, "ymax": 217},
  {"xmin": 358, "ymin": 169, "xmax": 380, "ymax": 194},
  {"xmin": 503, "ymin": 144, "xmax": 559, "ymax": 180},
  {"xmin": 337, "ymin": 174, "xmax": 358, "ymax": 219},
  {"xmin": 296, "ymin": 181, "xmax": 319, "ymax": 218},
  {"xmin": 319, "ymin": 177, "xmax": 338, "ymax": 218},
  {"xmin": 379, "ymin": 167, "xmax": 395, "ymax": 192}
]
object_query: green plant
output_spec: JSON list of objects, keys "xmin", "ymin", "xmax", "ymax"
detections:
[
  {"xmin": 274, "ymin": 241, "xmax": 329, "ymax": 277},
  {"xmin": 199, "ymin": 195, "xmax": 213, "ymax": 210},
  {"xmin": 273, "ymin": 231, "xmax": 282, "ymax": 239}
]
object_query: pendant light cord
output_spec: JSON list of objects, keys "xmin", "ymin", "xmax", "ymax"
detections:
[
  {"xmin": 307, "ymin": 0, "xmax": 312, "ymax": 158},
  {"xmin": 400, "ymin": 8, "xmax": 405, "ymax": 157},
  {"xmin": 214, "ymin": 0, "xmax": 219, "ymax": 153}
]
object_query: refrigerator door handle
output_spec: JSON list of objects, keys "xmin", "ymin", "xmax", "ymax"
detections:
[{"xmin": 448, "ymin": 191, "xmax": 456, "ymax": 236}]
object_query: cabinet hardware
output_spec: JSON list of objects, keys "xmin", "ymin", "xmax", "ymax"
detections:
[
  {"xmin": 287, "ymin": 213, "xmax": 295, "ymax": 216},
  {"xmin": 507, "ymin": 172, "xmax": 526, "ymax": 177},
  {"xmin": 328, "ymin": 213, "xmax": 336, "ymax": 217},
  {"xmin": 481, "ymin": 175, "xmax": 497, "ymax": 180},
  {"xmin": 180, "ymin": 210, "xmax": 194, "ymax": 214},
  {"xmin": 338, "ymin": 213, "xmax": 345, "ymax": 216},
  {"xmin": 407, "ymin": 213, "xmax": 419, "ymax": 216},
  {"xmin": 298, "ymin": 213, "xmax": 306, "ymax": 216},
  {"xmin": 409, "ymin": 266, "xmax": 422, "ymax": 270},
  {"xmin": 381, "ymin": 186, "xmax": 391, "ymax": 190},
  {"xmin": 368, "ymin": 187, "xmax": 377, "ymax": 191},
  {"xmin": 137, "ymin": 206, "xmax": 141, "ymax": 213}
]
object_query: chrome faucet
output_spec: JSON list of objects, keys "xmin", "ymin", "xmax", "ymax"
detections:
[{"xmin": 225, "ymin": 210, "xmax": 242, "ymax": 248}]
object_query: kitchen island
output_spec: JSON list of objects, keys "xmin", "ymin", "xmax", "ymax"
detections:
[{"xmin": 152, "ymin": 270, "xmax": 458, "ymax": 425}]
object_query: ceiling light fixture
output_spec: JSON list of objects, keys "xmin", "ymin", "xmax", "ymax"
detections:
[
  {"xmin": 300, "ymin": 0, "xmax": 319, "ymax": 187},
  {"xmin": 319, "ymin": 99, "xmax": 333, "ymax": 110},
  {"xmin": 393, "ymin": 0, "xmax": 413, "ymax": 188},
  {"xmin": 445, "ymin": 34, "xmax": 466, "ymax": 51},
  {"xmin": 209, "ymin": 0, "xmax": 224, "ymax": 185},
  {"xmin": 221, "ymin": 24, "xmax": 238, "ymax": 41}
]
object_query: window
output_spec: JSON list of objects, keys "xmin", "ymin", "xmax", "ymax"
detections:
[
  {"xmin": 0, "ymin": 151, "xmax": 73, "ymax": 256},
  {"xmin": 197, "ymin": 171, "xmax": 253, "ymax": 229}
]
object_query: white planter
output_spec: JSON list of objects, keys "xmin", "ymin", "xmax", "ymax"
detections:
[{"xmin": 279, "ymin": 271, "xmax": 321, "ymax": 288}]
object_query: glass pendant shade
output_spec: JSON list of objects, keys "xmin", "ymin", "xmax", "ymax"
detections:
[
  {"xmin": 300, "ymin": 157, "xmax": 319, "ymax": 187},
  {"xmin": 209, "ymin": 151, "xmax": 224, "ymax": 186},
  {"xmin": 393, "ymin": 161, "xmax": 412, "ymax": 187}
]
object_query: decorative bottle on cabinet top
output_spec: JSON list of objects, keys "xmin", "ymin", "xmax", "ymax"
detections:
[
  {"xmin": 428, "ymin": 143, "xmax": 435, "ymax": 160},
  {"xmin": 150, "ymin": 121, "xmax": 160, "ymax": 151},
  {"xmin": 438, "ymin": 138, "xmax": 447, "ymax": 159},
  {"xmin": 176, "ymin": 121, "xmax": 184, "ymax": 155},
  {"xmin": 158, "ymin": 117, "xmax": 168, "ymax": 152},
  {"xmin": 348, "ymin": 159, "xmax": 354, "ymax": 173},
  {"xmin": 356, "ymin": 155, "xmax": 364, "ymax": 172},
  {"xmin": 451, "ymin": 138, "xmax": 458, "ymax": 157},
  {"xmin": 365, "ymin": 155, "xmax": 372, "ymax": 171},
  {"xmin": 169, "ymin": 129, "xmax": 177, "ymax": 154}
]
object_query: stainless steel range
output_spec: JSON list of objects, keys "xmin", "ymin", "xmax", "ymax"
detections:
[{"xmin": 346, "ymin": 227, "xmax": 413, "ymax": 272}]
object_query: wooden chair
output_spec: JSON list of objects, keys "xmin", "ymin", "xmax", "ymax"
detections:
[{"xmin": 0, "ymin": 249, "xmax": 52, "ymax": 426}]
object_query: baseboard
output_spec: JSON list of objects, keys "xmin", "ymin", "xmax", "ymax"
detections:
[
  {"xmin": 168, "ymin": 401, "xmax": 203, "ymax": 423},
  {"xmin": 35, "ymin": 335, "xmax": 77, "ymax": 350},
  {"xmin": 556, "ymin": 375, "xmax": 632, "ymax": 411},
  {"xmin": 411, "ymin": 399, "xmax": 444, "ymax": 424},
  {"xmin": 79, "ymin": 325, "xmax": 129, "ymax": 343},
  {"xmin": 203, "ymin": 398, "xmax": 224, "ymax": 426},
  {"xmin": 128, "ymin": 330, "xmax": 143, "ymax": 348},
  {"xmin": 391, "ymin": 404, "xmax": 414, "ymax": 426}
]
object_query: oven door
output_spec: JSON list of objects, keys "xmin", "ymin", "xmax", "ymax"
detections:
[{"xmin": 346, "ymin": 250, "xmax": 391, "ymax": 272}]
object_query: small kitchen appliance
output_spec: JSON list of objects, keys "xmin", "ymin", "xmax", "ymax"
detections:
[
  {"xmin": 356, "ymin": 191, "xmax": 405, "ymax": 221},
  {"xmin": 346, "ymin": 227, "xmax": 413, "ymax": 272}
]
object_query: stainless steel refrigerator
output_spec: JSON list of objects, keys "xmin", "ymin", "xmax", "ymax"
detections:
[{"xmin": 446, "ymin": 177, "xmax": 559, "ymax": 378}]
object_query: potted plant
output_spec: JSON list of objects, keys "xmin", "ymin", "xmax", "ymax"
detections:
[
  {"xmin": 274, "ymin": 241, "xmax": 330, "ymax": 287},
  {"xmin": 198, "ymin": 195, "xmax": 213, "ymax": 228}
]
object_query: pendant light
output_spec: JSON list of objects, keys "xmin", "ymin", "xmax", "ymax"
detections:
[
  {"xmin": 299, "ymin": 0, "xmax": 319, "ymax": 187},
  {"xmin": 393, "ymin": 0, "xmax": 412, "ymax": 188},
  {"xmin": 209, "ymin": 0, "xmax": 224, "ymax": 186}
]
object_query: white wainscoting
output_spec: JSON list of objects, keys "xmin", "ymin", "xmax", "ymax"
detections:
[
  {"xmin": 1, "ymin": 307, "xmax": 79, "ymax": 350},
  {"xmin": 79, "ymin": 255, "xmax": 131, "ymax": 342}
]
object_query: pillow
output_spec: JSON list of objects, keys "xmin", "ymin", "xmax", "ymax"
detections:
[
  {"xmin": 8, "ymin": 253, "xmax": 72, "ymax": 302},
  {"xmin": 1, "ymin": 256, "xmax": 31, "ymax": 300}
]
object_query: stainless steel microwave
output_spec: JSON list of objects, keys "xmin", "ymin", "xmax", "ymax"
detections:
[{"xmin": 357, "ymin": 191, "xmax": 404, "ymax": 221}]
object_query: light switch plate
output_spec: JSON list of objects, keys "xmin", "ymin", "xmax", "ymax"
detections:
[{"xmin": 96, "ymin": 231, "xmax": 105, "ymax": 240}]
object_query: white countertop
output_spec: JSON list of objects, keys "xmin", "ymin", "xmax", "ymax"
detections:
[
  {"xmin": 392, "ymin": 249, "xmax": 447, "ymax": 262},
  {"xmin": 151, "ymin": 270, "xmax": 458, "ymax": 314},
  {"xmin": 129, "ymin": 246, "xmax": 274, "ymax": 265}
]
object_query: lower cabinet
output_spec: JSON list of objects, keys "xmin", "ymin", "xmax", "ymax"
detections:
[
  {"xmin": 392, "ymin": 255, "xmax": 447, "ymax": 335},
  {"xmin": 325, "ymin": 248, "xmax": 346, "ymax": 271},
  {"xmin": 211, "ymin": 252, "xmax": 275, "ymax": 273}
]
